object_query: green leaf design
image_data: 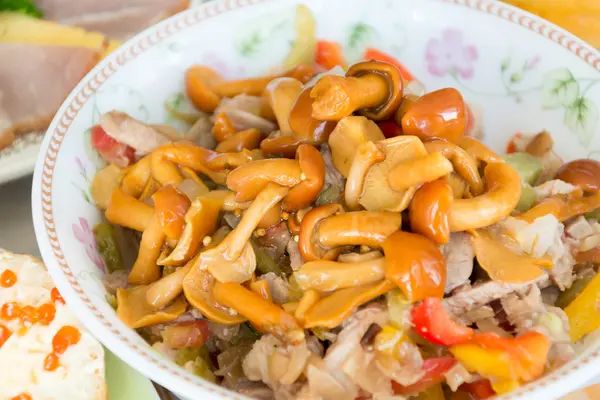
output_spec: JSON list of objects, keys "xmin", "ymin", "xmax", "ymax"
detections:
[
  {"xmin": 83, "ymin": 127, "xmax": 106, "ymax": 169},
  {"xmin": 564, "ymin": 97, "xmax": 599, "ymax": 146},
  {"xmin": 500, "ymin": 57, "xmax": 510, "ymax": 73},
  {"xmin": 347, "ymin": 23, "xmax": 375, "ymax": 50},
  {"xmin": 510, "ymin": 71, "xmax": 524, "ymax": 83},
  {"xmin": 541, "ymin": 68, "xmax": 580, "ymax": 109},
  {"xmin": 237, "ymin": 32, "xmax": 262, "ymax": 58}
]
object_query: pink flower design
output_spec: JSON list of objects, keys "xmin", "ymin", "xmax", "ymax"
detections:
[
  {"xmin": 72, "ymin": 217, "xmax": 105, "ymax": 273},
  {"xmin": 199, "ymin": 52, "xmax": 246, "ymax": 79},
  {"xmin": 425, "ymin": 29, "xmax": 478, "ymax": 79}
]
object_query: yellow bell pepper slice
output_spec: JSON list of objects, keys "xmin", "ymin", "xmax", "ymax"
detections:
[{"xmin": 565, "ymin": 272, "xmax": 600, "ymax": 342}]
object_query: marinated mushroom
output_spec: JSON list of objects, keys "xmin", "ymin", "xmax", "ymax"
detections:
[
  {"xmin": 121, "ymin": 155, "xmax": 152, "ymax": 198},
  {"xmin": 294, "ymin": 256, "xmax": 386, "ymax": 292},
  {"xmin": 423, "ymin": 139, "xmax": 484, "ymax": 196},
  {"xmin": 215, "ymin": 128, "xmax": 262, "ymax": 153},
  {"xmin": 212, "ymin": 112, "xmax": 237, "ymax": 143},
  {"xmin": 401, "ymin": 88, "xmax": 466, "ymax": 144},
  {"xmin": 386, "ymin": 152, "xmax": 453, "ymax": 192},
  {"xmin": 327, "ymin": 116, "xmax": 385, "ymax": 177},
  {"xmin": 310, "ymin": 60, "xmax": 403, "ymax": 121},
  {"xmin": 382, "ymin": 231, "xmax": 446, "ymax": 302},
  {"xmin": 152, "ymin": 184, "xmax": 191, "ymax": 241},
  {"xmin": 145, "ymin": 258, "xmax": 195, "ymax": 309},
  {"xmin": 288, "ymin": 86, "xmax": 337, "ymax": 143},
  {"xmin": 158, "ymin": 197, "xmax": 221, "ymax": 266},
  {"xmin": 448, "ymin": 162, "xmax": 522, "ymax": 232},
  {"xmin": 227, "ymin": 144, "xmax": 325, "ymax": 212},
  {"xmin": 151, "ymin": 142, "xmax": 251, "ymax": 186},
  {"xmin": 459, "ymin": 136, "xmax": 504, "ymax": 165},
  {"xmin": 472, "ymin": 230, "xmax": 552, "ymax": 283},
  {"xmin": 211, "ymin": 64, "xmax": 316, "ymax": 98},
  {"xmin": 409, "ymin": 179, "xmax": 453, "ymax": 245},
  {"xmin": 128, "ymin": 213, "xmax": 165, "ymax": 285},
  {"xmin": 212, "ymin": 281, "xmax": 303, "ymax": 342},
  {"xmin": 91, "ymin": 164, "xmax": 122, "ymax": 209},
  {"xmin": 105, "ymin": 187, "xmax": 154, "ymax": 232},
  {"xmin": 302, "ymin": 280, "xmax": 395, "ymax": 328},
  {"xmin": 264, "ymin": 77, "xmax": 304, "ymax": 136},
  {"xmin": 117, "ymin": 286, "xmax": 188, "ymax": 329},
  {"xmin": 555, "ymin": 159, "xmax": 600, "ymax": 192},
  {"xmin": 345, "ymin": 135, "xmax": 428, "ymax": 212},
  {"xmin": 186, "ymin": 65, "xmax": 223, "ymax": 113},
  {"xmin": 199, "ymin": 183, "xmax": 289, "ymax": 283}
]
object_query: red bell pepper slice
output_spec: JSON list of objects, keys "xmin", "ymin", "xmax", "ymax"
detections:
[
  {"xmin": 411, "ymin": 297, "xmax": 474, "ymax": 346},
  {"xmin": 459, "ymin": 379, "xmax": 496, "ymax": 399},
  {"xmin": 377, "ymin": 120, "xmax": 403, "ymax": 138},
  {"xmin": 470, "ymin": 331, "xmax": 551, "ymax": 382},
  {"xmin": 364, "ymin": 48, "xmax": 415, "ymax": 82},
  {"xmin": 316, "ymin": 40, "xmax": 347, "ymax": 70},
  {"xmin": 392, "ymin": 357, "xmax": 457, "ymax": 396},
  {"xmin": 91, "ymin": 125, "xmax": 135, "ymax": 168}
]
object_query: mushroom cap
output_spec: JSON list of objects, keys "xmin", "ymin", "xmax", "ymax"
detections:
[
  {"xmin": 346, "ymin": 60, "xmax": 404, "ymax": 121},
  {"xmin": 555, "ymin": 159, "xmax": 600, "ymax": 192},
  {"xmin": 116, "ymin": 286, "xmax": 188, "ymax": 329},
  {"xmin": 401, "ymin": 88, "xmax": 466, "ymax": 144},
  {"xmin": 203, "ymin": 240, "xmax": 257, "ymax": 283},
  {"xmin": 328, "ymin": 116, "xmax": 385, "ymax": 178},
  {"xmin": 289, "ymin": 86, "xmax": 337, "ymax": 142},
  {"xmin": 358, "ymin": 136, "xmax": 428, "ymax": 212},
  {"xmin": 265, "ymin": 77, "xmax": 304, "ymax": 136}
]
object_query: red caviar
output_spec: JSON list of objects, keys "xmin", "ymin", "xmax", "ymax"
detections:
[
  {"xmin": 1, "ymin": 269, "xmax": 17, "ymax": 288},
  {"xmin": 0, "ymin": 324, "xmax": 12, "ymax": 348},
  {"xmin": 51, "ymin": 287, "xmax": 65, "ymax": 304},
  {"xmin": 1, "ymin": 302, "xmax": 21, "ymax": 320},
  {"xmin": 10, "ymin": 394, "xmax": 32, "ymax": 400},
  {"xmin": 1, "ymin": 302, "xmax": 56, "ymax": 326},
  {"xmin": 44, "ymin": 325, "xmax": 81, "ymax": 371}
]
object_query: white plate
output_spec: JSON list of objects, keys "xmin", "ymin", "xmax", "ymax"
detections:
[{"xmin": 0, "ymin": 132, "xmax": 44, "ymax": 185}]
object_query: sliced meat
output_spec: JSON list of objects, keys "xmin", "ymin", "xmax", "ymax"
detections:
[
  {"xmin": 286, "ymin": 239, "xmax": 303, "ymax": 271},
  {"xmin": 443, "ymin": 276, "xmax": 550, "ymax": 317},
  {"xmin": 103, "ymin": 269, "xmax": 129, "ymax": 294},
  {"xmin": 187, "ymin": 113, "xmax": 216, "ymax": 149},
  {"xmin": 36, "ymin": 0, "xmax": 189, "ymax": 39},
  {"xmin": 0, "ymin": 43, "xmax": 99, "ymax": 147},
  {"xmin": 255, "ymin": 222, "xmax": 292, "ymax": 263},
  {"xmin": 100, "ymin": 110, "xmax": 170, "ymax": 156},
  {"xmin": 502, "ymin": 215, "xmax": 577, "ymax": 289},
  {"xmin": 261, "ymin": 272, "xmax": 290, "ymax": 304},
  {"xmin": 442, "ymin": 232, "xmax": 474, "ymax": 293},
  {"xmin": 320, "ymin": 143, "xmax": 345, "ymax": 193},
  {"xmin": 534, "ymin": 179, "xmax": 577, "ymax": 200},
  {"xmin": 215, "ymin": 95, "xmax": 276, "ymax": 135}
]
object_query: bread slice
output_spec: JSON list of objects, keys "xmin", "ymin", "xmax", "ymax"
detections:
[{"xmin": 0, "ymin": 249, "xmax": 106, "ymax": 400}]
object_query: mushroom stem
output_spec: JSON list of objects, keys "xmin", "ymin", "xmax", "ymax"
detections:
[
  {"xmin": 151, "ymin": 142, "xmax": 251, "ymax": 186},
  {"xmin": 449, "ymin": 162, "xmax": 522, "ymax": 232},
  {"xmin": 226, "ymin": 158, "xmax": 303, "ymax": 202},
  {"xmin": 424, "ymin": 139, "xmax": 484, "ymax": 196},
  {"xmin": 203, "ymin": 190, "xmax": 251, "ymax": 211},
  {"xmin": 212, "ymin": 112, "xmax": 237, "ymax": 142},
  {"xmin": 128, "ymin": 213, "xmax": 165, "ymax": 285},
  {"xmin": 146, "ymin": 260, "xmax": 194, "ymax": 309},
  {"xmin": 294, "ymin": 257, "xmax": 386, "ymax": 292},
  {"xmin": 215, "ymin": 128, "xmax": 262, "ymax": 153},
  {"xmin": 311, "ymin": 74, "xmax": 388, "ymax": 121},
  {"xmin": 317, "ymin": 211, "xmax": 402, "ymax": 248},
  {"xmin": 344, "ymin": 141, "xmax": 385, "ymax": 210},
  {"xmin": 260, "ymin": 134, "xmax": 306, "ymax": 158},
  {"xmin": 459, "ymin": 137, "xmax": 504, "ymax": 165},
  {"xmin": 213, "ymin": 281, "xmax": 303, "ymax": 342},
  {"xmin": 409, "ymin": 179, "xmax": 453, "ymax": 245},
  {"xmin": 298, "ymin": 203, "xmax": 344, "ymax": 262},
  {"xmin": 105, "ymin": 187, "xmax": 154, "ymax": 232},
  {"xmin": 283, "ymin": 144, "xmax": 325, "ymax": 211},
  {"xmin": 218, "ymin": 183, "xmax": 290, "ymax": 259},
  {"xmin": 387, "ymin": 152, "xmax": 453, "ymax": 192},
  {"xmin": 121, "ymin": 155, "xmax": 152, "ymax": 197}
]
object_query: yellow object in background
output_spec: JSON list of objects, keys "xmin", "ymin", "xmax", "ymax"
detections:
[{"xmin": 504, "ymin": 0, "xmax": 600, "ymax": 48}]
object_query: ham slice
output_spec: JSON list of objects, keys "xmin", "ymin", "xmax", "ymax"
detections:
[
  {"xmin": 0, "ymin": 43, "xmax": 98, "ymax": 149},
  {"xmin": 36, "ymin": 0, "xmax": 190, "ymax": 39}
]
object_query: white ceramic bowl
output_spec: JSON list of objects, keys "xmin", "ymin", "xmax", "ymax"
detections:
[{"xmin": 32, "ymin": 0, "xmax": 600, "ymax": 399}]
